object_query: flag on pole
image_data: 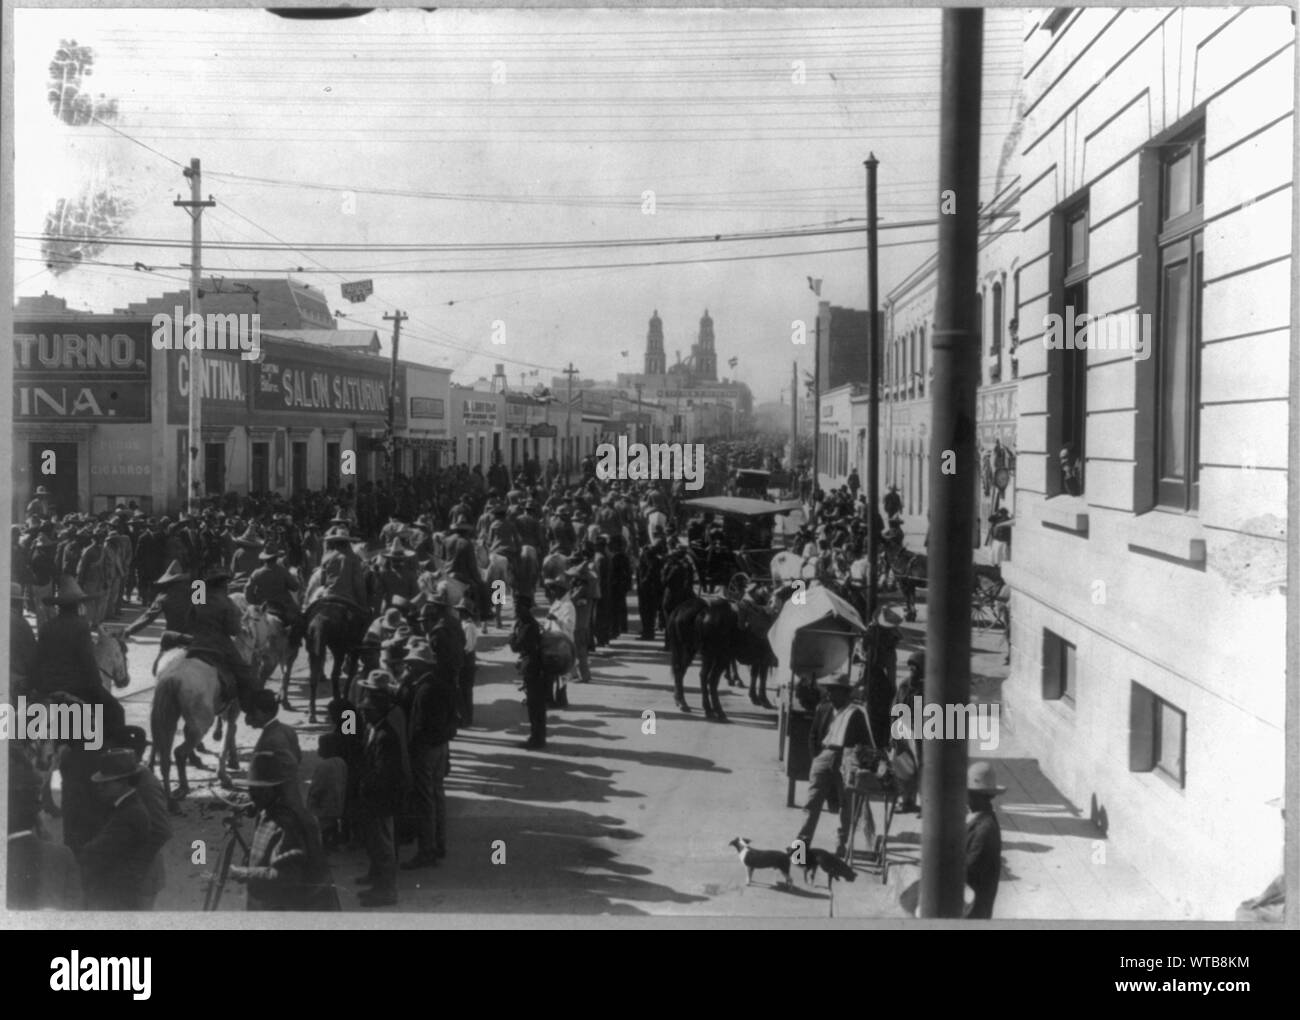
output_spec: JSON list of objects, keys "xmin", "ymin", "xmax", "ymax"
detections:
[
  {"xmin": 728, "ymin": 356, "xmax": 738, "ymax": 369},
  {"xmin": 807, "ymin": 276, "xmax": 823, "ymax": 296}
]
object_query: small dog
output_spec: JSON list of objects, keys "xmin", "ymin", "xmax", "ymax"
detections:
[
  {"xmin": 729, "ymin": 837, "xmax": 792, "ymax": 888},
  {"xmin": 801, "ymin": 847, "xmax": 857, "ymax": 888}
]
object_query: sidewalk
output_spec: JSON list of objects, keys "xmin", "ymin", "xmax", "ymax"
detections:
[{"xmin": 808, "ymin": 597, "xmax": 1182, "ymax": 921}]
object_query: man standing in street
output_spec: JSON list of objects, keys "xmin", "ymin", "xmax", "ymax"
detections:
[
  {"xmin": 510, "ymin": 594, "xmax": 549, "ymax": 750},
  {"xmin": 228, "ymin": 751, "xmax": 333, "ymax": 911},
  {"xmin": 965, "ymin": 761, "xmax": 1005, "ymax": 919},
  {"xmin": 356, "ymin": 671, "xmax": 406, "ymax": 907},
  {"xmin": 400, "ymin": 642, "xmax": 458, "ymax": 869},
  {"xmin": 794, "ymin": 674, "xmax": 871, "ymax": 858}
]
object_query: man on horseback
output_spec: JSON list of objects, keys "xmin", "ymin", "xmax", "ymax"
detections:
[
  {"xmin": 246, "ymin": 542, "xmax": 301, "ymax": 631},
  {"xmin": 295, "ymin": 525, "xmax": 370, "ymax": 650},
  {"xmin": 187, "ymin": 566, "xmax": 258, "ymax": 714},
  {"xmin": 124, "ymin": 559, "xmax": 194, "ymax": 657},
  {"xmin": 636, "ymin": 527, "xmax": 668, "ymax": 642}
]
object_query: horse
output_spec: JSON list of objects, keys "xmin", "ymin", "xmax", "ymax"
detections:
[
  {"xmin": 92, "ymin": 625, "xmax": 131, "ymax": 693},
  {"xmin": 240, "ymin": 600, "xmax": 297, "ymax": 709},
  {"xmin": 149, "ymin": 627, "xmax": 259, "ymax": 808},
  {"xmin": 304, "ymin": 600, "xmax": 365, "ymax": 723},
  {"xmin": 881, "ymin": 538, "xmax": 925, "ymax": 621},
  {"xmin": 665, "ymin": 596, "xmax": 745, "ymax": 720}
]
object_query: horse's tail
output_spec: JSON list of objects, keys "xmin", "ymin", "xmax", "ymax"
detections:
[{"xmin": 149, "ymin": 668, "xmax": 182, "ymax": 770}]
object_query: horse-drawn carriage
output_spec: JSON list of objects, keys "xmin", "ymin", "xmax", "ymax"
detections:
[
  {"xmin": 769, "ymin": 586, "xmax": 900, "ymax": 881},
  {"xmin": 678, "ymin": 495, "xmax": 805, "ymax": 594},
  {"xmin": 879, "ymin": 533, "xmax": 1009, "ymax": 630}
]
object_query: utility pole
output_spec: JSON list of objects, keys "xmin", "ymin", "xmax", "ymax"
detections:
[
  {"xmin": 865, "ymin": 154, "xmax": 881, "ymax": 619},
  {"xmin": 634, "ymin": 382, "xmax": 644, "ymax": 447},
  {"xmin": 383, "ymin": 310, "xmax": 407, "ymax": 494},
  {"xmin": 813, "ymin": 312, "xmax": 822, "ymax": 506},
  {"xmin": 921, "ymin": 7, "xmax": 983, "ymax": 919},
  {"xmin": 563, "ymin": 362, "xmax": 579, "ymax": 482},
  {"xmin": 175, "ymin": 159, "xmax": 215, "ymax": 516},
  {"xmin": 789, "ymin": 360, "xmax": 799, "ymax": 478}
]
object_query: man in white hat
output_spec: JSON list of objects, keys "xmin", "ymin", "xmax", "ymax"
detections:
[
  {"xmin": 965, "ymin": 760, "xmax": 1006, "ymax": 919},
  {"xmin": 795, "ymin": 674, "xmax": 872, "ymax": 858}
]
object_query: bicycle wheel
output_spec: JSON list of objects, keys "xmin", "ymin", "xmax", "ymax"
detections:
[{"xmin": 203, "ymin": 834, "xmax": 239, "ymax": 911}]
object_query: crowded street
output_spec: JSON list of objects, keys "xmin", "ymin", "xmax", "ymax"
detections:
[{"xmin": 7, "ymin": 5, "xmax": 1291, "ymax": 932}]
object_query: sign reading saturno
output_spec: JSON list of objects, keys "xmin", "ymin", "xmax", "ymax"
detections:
[{"xmin": 13, "ymin": 322, "xmax": 153, "ymax": 422}]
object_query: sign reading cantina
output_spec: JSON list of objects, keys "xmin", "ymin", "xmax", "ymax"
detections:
[{"xmin": 13, "ymin": 320, "xmax": 152, "ymax": 422}]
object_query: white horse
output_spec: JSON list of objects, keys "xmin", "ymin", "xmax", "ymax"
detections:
[{"xmin": 92, "ymin": 625, "xmax": 131, "ymax": 693}]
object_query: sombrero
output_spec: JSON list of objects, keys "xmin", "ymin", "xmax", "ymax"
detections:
[
  {"xmin": 42, "ymin": 576, "xmax": 91, "ymax": 607},
  {"xmin": 233, "ymin": 526, "xmax": 264, "ymax": 550},
  {"xmin": 155, "ymin": 560, "xmax": 189, "ymax": 587}
]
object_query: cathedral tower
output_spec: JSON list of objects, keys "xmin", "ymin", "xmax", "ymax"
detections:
[
  {"xmin": 696, "ymin": 309, "xmax": 717, "ymax": 382},
  {"xmin": 644, "ymin": 309, "xmax": 666, "ymax": 376}
]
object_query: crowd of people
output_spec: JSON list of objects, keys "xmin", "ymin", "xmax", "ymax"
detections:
[{"xmin": 8, "ymin": 432, "xmax": 1011, "ymax": 915}]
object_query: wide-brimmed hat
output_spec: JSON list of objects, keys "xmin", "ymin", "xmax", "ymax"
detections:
[
  {"xmin": 967, "ymin": 761, "xmax": 1006, "ymax": 795},
  {"xmin": 357, "ymin": 669, "xmax": 397, "ymax": 696},
  {"xmin": 206, "ymin": 566, "xmax": 233, "ymax": 585},
  {"xmin": 34, "ymin": 486, "xmax": 50, "ymax": 497},
  {"xmin": 258, "ymin": 543, "xmax": 282, "ymax": 561},
  {"xmin": 873, "ymin": 606, "xmax": 904, "ymax": 630},
  {"xmin": 233, "ymin": 526, "xmax": 263, "ymax": 550},
  {"xmin": 425, "ymin": 580, "xmax": 454, "ymax": 607},
  {"xmin": 384, "ymin": 540, "xmax": 415, "ymax": 560},
  {"xmin": 821, "ymin": 673, "xmax": 853, "ymax": 690},
  {"xmin": 43, "ymin": 576, "xmax": 91, "ymax": 606},
  {"xmin": 245, "ymin": 751, "xmax": 295, "ymax": 788},
  {"xmin": 323, "ymin": 526, "xmax": 352, "ymax": 544},
  {"xmin": 328, "ymin": 515, "xmax": 351, "ymax": 528},
  {"xmin": 401, "ymin": 642, "xmax": 436, "ymax": 667},
  {"xmin": 91, "ymin": 748, "xmax": 142, "ymax": 783},
  {"xmin": 155, "ymin": 560, "xmax": 189, "ymax": 587}
]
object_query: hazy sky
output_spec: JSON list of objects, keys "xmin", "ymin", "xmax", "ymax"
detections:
[{"xmin": 14, "ymin": 6, "xmax": 1025, "ymax": 402}]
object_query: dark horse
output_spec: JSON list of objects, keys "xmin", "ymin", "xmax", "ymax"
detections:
[
  {"xmin": 304, "ymin": 600, "xmax": 365, "ymax": 723},
  {"xmin": 666, "ymin": 596, "xmax": 775, "ymax": 720},
  {"xmin": 881, "ymin": 540, "xmax": 926, "ymax": 622}
]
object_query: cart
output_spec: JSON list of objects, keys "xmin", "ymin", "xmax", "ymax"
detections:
[
  {"xmin": 679, "ymin": 495, "xmax": 805, "ymax": 591},
  {"xmin": 768, "ymin": 586, "xmax": 866, "ymax": 804}
]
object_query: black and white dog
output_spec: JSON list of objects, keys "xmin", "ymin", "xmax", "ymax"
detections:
[
  {"xmin": 800, "ymin": 847, "xmax": 857, "ymax": 888},
  {"xmin": 728, "ymin": 837, "xmax": 792, "ymax": 888}
]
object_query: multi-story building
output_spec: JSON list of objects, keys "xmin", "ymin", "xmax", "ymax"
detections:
[
  {"xmin": 881, "ymin": 179, "xmax": 1023, "ymax": 552},
  {"xmin": 1005, "ymin": 6, "xmax": 1290, "ymax": 918}
]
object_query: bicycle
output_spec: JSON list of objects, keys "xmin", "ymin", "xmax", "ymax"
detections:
[{"xmin": 200, "ymin": 792, "xmax": 254, "ymax": 911}]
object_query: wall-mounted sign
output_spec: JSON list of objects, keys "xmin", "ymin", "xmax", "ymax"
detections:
[
  {"xmin": 529, "ymin": 423, "xmax": 557, "ymax": 438},
  {"xmin": 462, "ymin": 398, "xmax": 500, "ymax": 428},
  {"xmin": 410, "ymin": 397, "xmax": 445, "ymax": 419},
  {"xmin": 254, "ymin": 349, "xmax": 390, "ymax": 420},
  {"xmin": 166, "ymin": 350, "xmax": 248, "ymax": 424},
  {"xmin": 14, "ymin": 321, "xmax": 152, "ymax": 422}
]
